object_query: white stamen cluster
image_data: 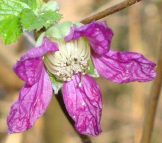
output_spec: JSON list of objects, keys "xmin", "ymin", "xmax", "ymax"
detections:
[{"xmin": 44, "ymin": 38, "xmax": 90, "ymax": 81}]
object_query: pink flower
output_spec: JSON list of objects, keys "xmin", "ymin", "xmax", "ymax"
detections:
[{"xmin": 7, "ymin": 22, "xmax": 156, "ymax": 136}]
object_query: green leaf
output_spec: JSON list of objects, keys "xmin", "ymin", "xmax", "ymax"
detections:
[
  {"xmin": 0, "ymin": 0, "xmax": 29, "ymax": 21},
  {"xmin": 21, "ymin": 8, "xmax": 62, "ymax": 31},
  {"xmin": 0, "ymin": 0, "xmax": 29, "ymax": 44},
  {"xmin": 39, "ymin": 1, "xmax": 59, "ymax": 12},
  {"xmin": 19, "ymin": 0, "xmax": 42, "ymax": 10},
  {"xmin": 0, "ymin": 16, "xmax": 22, "ymax": 44},
  {"xmin": 38, "ymin": 11, "xmax": 62, "ymax": 29},
  {"xmin": 0, "ymin": 0, "xmax": 61, "ymax": 45},
  {"xmin": 20, "ymin": 9, "xmax": 38, "ymax": 31}
]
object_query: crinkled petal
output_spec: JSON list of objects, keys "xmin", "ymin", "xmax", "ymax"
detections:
[
  {"xmin": 22, "ymin": 38, "xmax": 59, "ymax": 60},
  {"xmin": 14, "ymin": 38, "xmax": 58, "ymax": 86},
  {"xmin": 92, "ymin": 50, "xmax": 156, "ymax": 83},
  {"xmin": 7, "ymin": 66, "xmax": 53, "ymax": 133},
  {"xmin": 62, "ymin": 74, "xmax": 102, "ymax": 136},
  {"xmin": 65, "ymin": 22, "xmax": 113, "ymax": 55},
  {"xmin": 14, "ymin": 59, "xmax": 43, "ymax": 86}
]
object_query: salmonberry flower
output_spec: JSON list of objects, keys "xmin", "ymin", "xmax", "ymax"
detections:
[{"xmin": 7, "ymin": 22, "xmax": 156, "ymax": 136}]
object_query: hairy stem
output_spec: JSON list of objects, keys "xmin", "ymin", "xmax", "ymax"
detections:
[
  {"xmin": 140, "ymin": 30, "xmax": 162, "ymax": 143},
  {"xmin": 81, "ymin": 0, "xmax": 142, "ymax": 24}
]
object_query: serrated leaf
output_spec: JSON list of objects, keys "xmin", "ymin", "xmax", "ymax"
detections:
[
  {"xmin": 39, "ymin": 1, "xmax": 59, "ymax": 12},
  {"xmin": 0, "ymin": 0, "xmax": 29, "ymax": 44},
  {"xmin": 21, "ymin": 9, "xmax": 62, "ymax": 31},
  {"xmin": 20, "ymin": 0, "xmax": 42, "ymax": 10},
  {"xmin": 0, "ymin": 0, "xmax": 61, "ymax": 45},
  {"xmin": 20, "ymin": 9, "xmax": 38, "ymax": 31},
  {"xmin": 0, "ymin": 16, "xmax": 22, "ymax": 44},
  {"xmin": 38, "ymin": 11, "xmax": 62, "ymax": 29},
  {"xmin": 0, "ymin": 0, "xmax": 29, "ymax": 21}
]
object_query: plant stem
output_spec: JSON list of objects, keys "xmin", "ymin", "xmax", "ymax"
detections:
[
  {"xmin": 81, "ymin": 0, "xmax": 142, "ymax": 24},
  {"xmin": 140, "ymin": 30, "xmax": 162, "ymax": 143}
]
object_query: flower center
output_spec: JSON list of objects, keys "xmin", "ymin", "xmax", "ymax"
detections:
[{"xmin": 44, "ymin": 38, "xmax": 90, "ymax": 81}]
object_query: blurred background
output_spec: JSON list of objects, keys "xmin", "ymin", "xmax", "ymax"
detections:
[{"xmin": 0, "ymin": 0, "xmax": 162, "ymax": 143}]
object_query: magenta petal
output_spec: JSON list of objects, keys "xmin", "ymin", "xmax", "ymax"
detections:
[
  {"xmin": 14, "ymin": 59, "xmax": 43, "ymax": 86},
  {"xmin": 62, "ymin": 74, "xmax": 102, "ymax": 136},
  {"xmin": 21, "ymin": 38, "xmax": 58, "ymax": 61},
  {"xmin": 92, "ymin": 50, "xmax": 156, "ymax": 83},
  {"xmin": 7, "ymin": 66, "xmax": 53, "ymax": 133},
  {"xmin": 65, "ymin": 22, "xmax": 113, "ymax": 55},
  {"xmin": 14, "ymin": 38, "xmax": 58, "ymax": 86}
]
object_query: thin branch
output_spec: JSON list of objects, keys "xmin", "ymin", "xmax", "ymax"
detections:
[
  {"xmin": 140, "ymin": 29, "xmax": 162, "ymax": 143},
  {"xmin": 23, "ymin": 32, "xmax": 35, "ymax": 47},
  {"xmin": 81, "ymin": 0, "xmax": 142, "ymax": 24}
]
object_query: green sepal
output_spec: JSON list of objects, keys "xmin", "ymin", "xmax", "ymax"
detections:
[
  {"xmin": 45, "ymin": 22, "xmax": 84, "ymax": 40},
  {"xmin": 46, "ymin": 22, "xmax": 73, "ymax": 39},
  {"xmin": 87, "ymin": 59, "xmax": 99, "ymax": 78},
  {"xmin": 49, "ymin": 74, "xmax": 63, "ymax": 94}
]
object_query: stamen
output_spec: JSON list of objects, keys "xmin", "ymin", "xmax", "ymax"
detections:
[{"xmin": 44, "ymin": 38, "xmax": 90, "ymax": 81}]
